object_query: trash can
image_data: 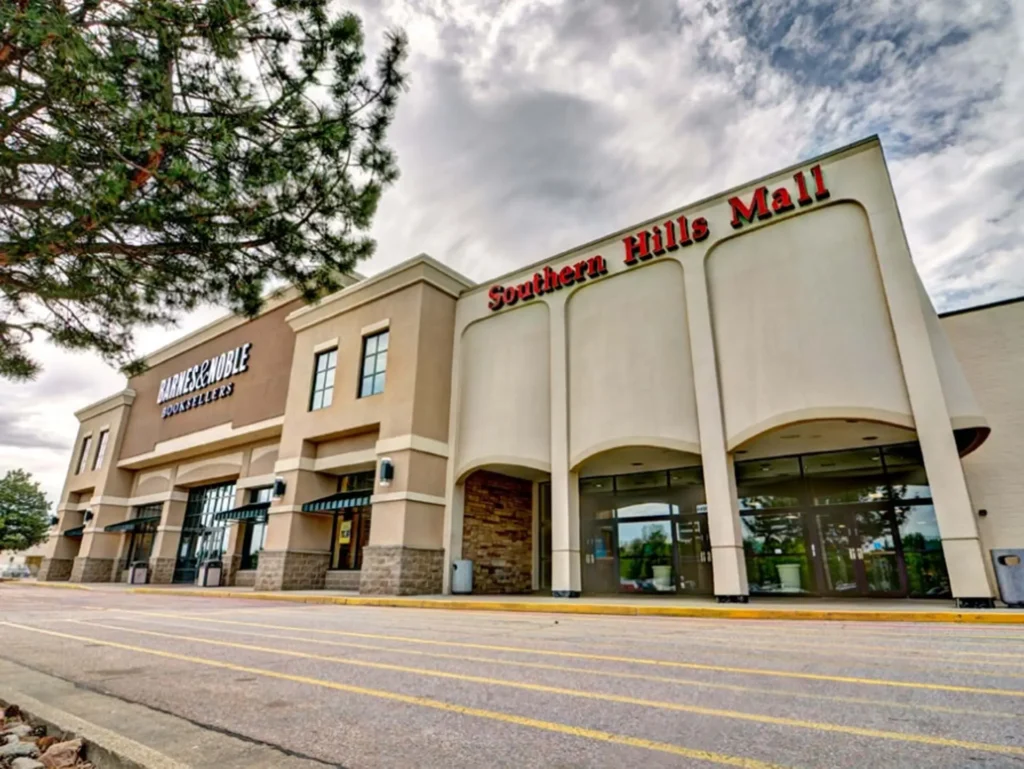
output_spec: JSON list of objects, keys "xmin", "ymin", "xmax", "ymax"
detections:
[
  {"xmin": 197, "ymin": 559, "xmax": 223, "ymax": 588},
  {"xmin": 451, "ymin": 559, "xmax": 473, "ymax": 594},
  {"xmin": 128, "ymin": 561, "xmax": 148, "ymax": 585},
  {"xmin": 991, "ymin": 549, "xmax": 1024, "ymax": 608}
]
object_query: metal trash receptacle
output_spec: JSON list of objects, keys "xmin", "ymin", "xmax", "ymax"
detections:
[
  {"xmin": 451, "ymin": 559, "xmax": 473, "ymax": 594},
  {"xmin": 197, "ymin": 559, "xmax": 223, "ymax": 588},
  {"xmin": 991, "ymin": 549, "xmax": 1024, "ymax": 607},
  {"xmin": 129, "ymin": 561, "xmax": 148, "ymax": 585}
]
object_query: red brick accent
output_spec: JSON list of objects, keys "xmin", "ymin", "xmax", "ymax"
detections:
[{"xmin": 463, "ymin": 470, "xmax": 533, "ymax": 594}]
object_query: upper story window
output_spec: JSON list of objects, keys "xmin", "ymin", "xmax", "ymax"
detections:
[
  {"xmin": 75, "ymin": 435, "xmax": 92, "ymax": 475},
  {"xmin": 92, "ymin": 430, "xmax": 109, "ymax": 471},
  {"xmin": 309, "ymin": 348, "xmax": 337, "ymax": 411},
  {"xmin": 359, "ymin": 330, "xmax": 388, "ymax": 398}
]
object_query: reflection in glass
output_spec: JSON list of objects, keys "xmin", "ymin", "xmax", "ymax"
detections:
[
  {"xmin": 615, "ymin": 471, "xmax": 669, "ymax": 492},
  {"xmin": 897, "ymin": 505, "xmax": 951, "ymax": 597},
  {"xmin": 736, "ymin": 457, "xmax": 801, "ymax": 510},
  {"xmin": 855, "ymin": 510, "xmax": 900, "ymax": 593},
  {"xmin": 618, "ymin": 521, "xmax": 674, "ymax": 593},
  {"xmin": 883, "ymin": 445, "xmax": 931, "ymax": 500},
  {"xmin": 742, "ymin": 512, "xmax": 813, "ymax": 594},
  {"xmin": 804, "ymin": 448, "xmax": 887, "ymax": 505}
]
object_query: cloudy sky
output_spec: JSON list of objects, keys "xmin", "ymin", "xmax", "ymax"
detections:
[{"xmin": 2, "ymin": 0, "xmax": 1022, "ymax": 507}]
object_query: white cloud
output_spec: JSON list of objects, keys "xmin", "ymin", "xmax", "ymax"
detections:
[{"xmin": 2, "ymin": 0, "xmax": 1020, "ymax": 504}]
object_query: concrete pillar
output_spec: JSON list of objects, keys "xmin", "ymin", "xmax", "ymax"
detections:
[
  {"xmin": 549, "ymin": 307, "xmax": 580, "ymax": 597},
  {"xmin": 683, "ymin": 261, "xmax": 749, "ymax": 601},
  {"xmin": 441, "ymin": 482, "xmax": 465, "ymax": 594},
  {"xmin": 150, "ymin": 498, "xmax": 183, "ymax": 584},
  {"xmin": 869, "ymin": 172, "xmax": 995, "ymax": 606}
]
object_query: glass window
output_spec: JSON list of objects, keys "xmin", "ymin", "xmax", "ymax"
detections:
[
  {"xmin": 803, "ymin": 448, "xmax": 887, "ymax": 505},
  {"xmin": 615, "ymin": 471, "xmax": 668, "ymax": 493},
  {"xmin": 884, "ymin": 445, "xmax": 931, "ymax": 500},
  {"xmin": 310, "ymin": 348, "xmax": 337, "ymax": 411},
  {"xmin": 359, "ymin": 330, "xmax": 388, "ymax": 398},
  {"xmin": 123, "ymin": 503, "xmax": 161, "ymax": 569},
  {"xmin": 337, "ymin": 471, "xmax": 374, "ymax": 493},
  {"xmin": 76, "ymin": 435, "xmax": 92, "ymax": 475},
  {"xmin": 92, "ymin": 430, "xmax": 109, "ymax": 471},
  {"xmin": 896, "ymin": 505, "xmax": 950, "ymax": 597},
  {"xmin": 735, "ymin": 457, "xmax": 802, "ymax": 509},
  {"xmin": 331, "ymin": 507, "xmax": 372, "ymax": 570},
  {"xmin": 250, "ymin": 486, "xmax": 273, "ymax": 504},
  {"xmin": 742, "ymin": 512, "xmax": 814, "ymax": 594},
  {"xmin": 241, "ymin": 521, "xmax": 266, "ymax": 570}
]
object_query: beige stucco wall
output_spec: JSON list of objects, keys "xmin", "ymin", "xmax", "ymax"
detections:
[
  {"xmin": 942, "ymin": 300, "xmax": 1024, "ymax": 555},
  {"xmin": 456, "ymin": 303, "xmax": 552, "ymax": 480},
  {"xmin": 567, "ymin": 259, "xmax": 700, "ymax": 468},
  {"xmin": 445, "ymin": 135, "xmax": 995, "ymax": 600},
  {"xmin": 707, "ymin": 202, "xmax": 914, "ymax": 448}
]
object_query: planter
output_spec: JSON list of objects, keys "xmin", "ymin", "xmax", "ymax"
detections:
[
  {"xmin": 777, "ymin": 563, "xmax": 802, "ymax": 592},
  {"xmin": 652, "ymin": 565, "xmax": 673, "ymax": 591}
]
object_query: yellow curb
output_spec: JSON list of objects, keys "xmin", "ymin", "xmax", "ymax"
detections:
[
  {"xmin": 123, "ymin": 587, "xmax": 1024, "ymax": 624},
  {"xmin": 2, "ymin": 580, "xmax": 93, "ymax": 591}
]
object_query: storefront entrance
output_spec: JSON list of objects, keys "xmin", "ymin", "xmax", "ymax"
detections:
[
  {"xmin": 738, "ymin": 444, "xmax": 951, "ymax": 599},
  {"xmin": 579, "ymin": 467, "xmax": 711, "ymax": 595},
  {"xmin": 173, "ymin": 482, "xmax": 235, "ymax": 583}
]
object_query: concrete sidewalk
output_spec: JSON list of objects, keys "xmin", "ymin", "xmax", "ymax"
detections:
[
  {"xmin": 0, "ymin": 659, "xmax": 331, "ymax": 769},
  {"xmin": 10, "ymin": 579, "xmax": 1024, "ymax": 623}
]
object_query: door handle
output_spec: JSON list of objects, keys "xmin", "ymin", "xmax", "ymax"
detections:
[{"xmin": 810, "ymin": 544, "xmax": 816, "ymax": 558}]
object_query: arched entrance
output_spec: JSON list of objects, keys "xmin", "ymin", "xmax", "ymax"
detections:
[
  {"xmin": 574, "ymin": 445, "xmax": 709, "ymax": 596},
  {"xmin": 732, "ymin": 419, "xmax": 956, "ymax": 599}
]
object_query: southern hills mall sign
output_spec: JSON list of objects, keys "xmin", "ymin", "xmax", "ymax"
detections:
[
  {"xmin": 157, "ymin": 342, "xmax": 252, "ymax": 419},
  {"xmin": 488, "ymin": 164, "xmax": 830, "ymax": 311}
]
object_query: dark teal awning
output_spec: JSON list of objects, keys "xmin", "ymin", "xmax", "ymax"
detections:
[
  {"xmin": 63, "ymin": 526, "xmax": 84, "ymax": 537},
  {"xmin": 213, "ymin": 501, "xmax": 270, "ymax": 523},
  {"xmin": 301, "ymin": 492, "xmax": 371, "ymax": 514},
  {"xmin": 104, "ymin": 515, "xmax": 161, "ymax": 533}
]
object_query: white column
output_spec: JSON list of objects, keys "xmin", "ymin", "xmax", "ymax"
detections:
[
  {"xmin": 683, "ymin": 261, "xmax": 748, "ymax": 599},
  {"xmin": 549, "ymin": 304, "xmax": 581, "ymax": 596},
  {"xmin": 869, "ymin": 176, "xmax": 995, "ymax": 604},
  {"xmin": 441, "ymin": 482, "xmax": 464, "ymax": 594}
]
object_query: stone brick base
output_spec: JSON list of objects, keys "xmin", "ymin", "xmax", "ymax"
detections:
[
  {"xmin": 148, "ymin": 557, "xmax": 176, "ymax": 585},
  {"xmin": 324, "ymin": 570, "xmax": 361, "ymax": 591},
  {"xmin": 222, "ymin": 554, "xmax": 242, "ymax": 586},
  {"xmin": 359, "ymin": 546, "xmax": 443, "ymax": 596},
  {"xmin": 37, "ymin": 558, "xmax": 73, "ymax": 582},
  {"xmin": 234, "ymin": 569, "xmax": 256, "ymax": 588},
  {"xmin": 254, "ymin": 550, "xmax": 330, "ymax": 591},
  {"xmin": 70, "ymin": 557, "xmax": 114, "ymax": 583}
]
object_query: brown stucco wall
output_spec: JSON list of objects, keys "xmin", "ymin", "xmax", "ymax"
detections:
[
  {"xmin": 119, "ymin": 299, "xmax": 303, "ymax": 459},
  {"xmin": 463, "ymin": 470, "xmax": 533, "ymax": 594}
]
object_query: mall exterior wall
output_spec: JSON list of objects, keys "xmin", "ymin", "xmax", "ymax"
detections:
[
  {"xmin": 41, "ymin": 136, "xmax": 1022, "ymax": 606},
  {"xmin": 442, "ymin": 136, "xmax": 996, "ymax": 606}
]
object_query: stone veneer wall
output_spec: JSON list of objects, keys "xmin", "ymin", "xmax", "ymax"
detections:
[
  {"xmin": 37, "ymin": 558, "xmax": 73, "ymax": 582},
  {"xmin": 70, "ymin": 557, "xmax": 114, "ymax": 583},
  {"xmin": 149, "ymin": 557, "xmax": 176, "ymax": 584},
  {"xmin": 325, "ymin": 570, "xmax": 362, "ymax": 591},
  {"xmin": 222, "ymin": 554, "xmax": 242, "ymax": 586},
  {"xmin": 462, "ymin": 470, "xmax": 533, "ymax": 594},
  {"xmin": 359, "ymin": 546, "xmax": 443, "ymax": 595},
  {"xmin": 254, "ymin": 550, "xmax": 330, "ymax": 591},
  {"xmin": 235, "ymin": 569, "xmax": 256, "ymax": 587}
]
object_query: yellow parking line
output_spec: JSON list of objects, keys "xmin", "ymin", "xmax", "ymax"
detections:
[
  {"xmin": 114, "ymin": 609, "xmax": 1024, "ymax": 697},
  {"xmin": 70, "ymin": 619, "xmax": 1024, "ymax": 757},
  {"xmin": 0, "ymin": 622, "xmax": 781, "ymax": 769},
  {"xmin": 102, "ymin": 613, "xmax": 1024, "ymax": 721}
]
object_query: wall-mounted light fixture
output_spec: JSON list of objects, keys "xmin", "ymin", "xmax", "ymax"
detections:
[
  {"xmin": 83, "ymin": 510, "xmax": 94, "ymax": 522},
  {"xmin": 378, "ymin": 457, "xmax": 394, "ymax": 488},
  {"xmin": 273, "ymin": 477, "xmax": 286, "ymax": 499}
]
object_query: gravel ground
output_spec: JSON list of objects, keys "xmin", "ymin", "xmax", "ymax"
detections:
[{"xmin": 1, "ymin": 586, "xmax": 1023, "ymax": 768}]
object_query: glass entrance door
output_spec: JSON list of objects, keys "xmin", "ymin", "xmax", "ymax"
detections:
[
  {"xmin": 617, "ymin": 519, "xmax": 675, "ymax": 593},
  {"xmin": 813, "ymin": 508, "xmax": 905, "ymax": 597},
  {"xmin": 676, "ymin": 515, "xmax": 712, "ymax": 594},
  {"xmin": 581, "ymin": 508, "xmax": 618, "ymax": 593}
]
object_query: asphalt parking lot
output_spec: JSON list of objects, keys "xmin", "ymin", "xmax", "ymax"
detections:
[{"xmin": 2, "ymin": 586, "xmax": 1023, "ymax": 768}]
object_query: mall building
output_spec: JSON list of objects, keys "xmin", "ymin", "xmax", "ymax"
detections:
[{"xmin": 40, "ymin": 137, "xmax": 1024, "ymax": 607}]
